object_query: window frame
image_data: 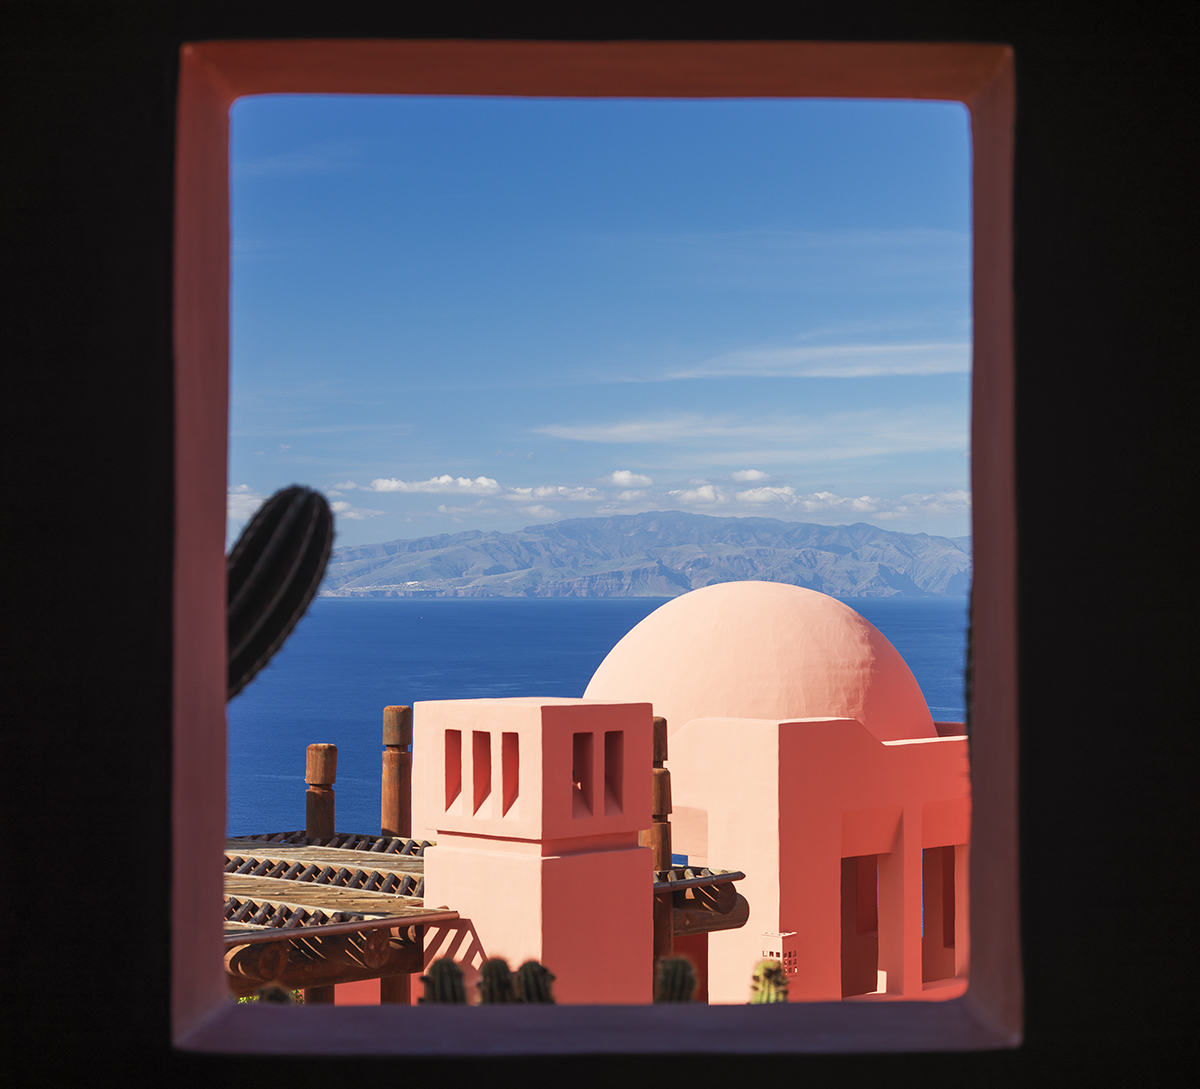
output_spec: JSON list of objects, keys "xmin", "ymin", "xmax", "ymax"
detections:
[{"xmin": 173, "ymin": 39, "xmax": 1017, "ymax": 1053}]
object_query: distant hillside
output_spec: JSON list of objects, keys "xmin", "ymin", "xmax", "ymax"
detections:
[{"xmin": 320, "ymin": 511, "xmax": 971, "ymax": 599}]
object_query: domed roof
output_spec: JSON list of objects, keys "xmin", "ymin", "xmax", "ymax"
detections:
[{"xmin": 583, "ymin": 581, "xmax": 935, "ymax": 743}]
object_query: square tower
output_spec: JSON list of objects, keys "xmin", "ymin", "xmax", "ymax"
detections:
[{"xmin": 416, "ymin": 698, "xmax": 654, "ymax": 1004}]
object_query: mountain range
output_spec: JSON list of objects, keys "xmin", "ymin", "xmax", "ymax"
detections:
[{"xmin": 320, "ymin": 511, "xmax": 971, "ymax": 599}]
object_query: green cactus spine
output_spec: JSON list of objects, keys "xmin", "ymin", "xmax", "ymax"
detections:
[
  {"xmin": 749, "ymin": 959, "xmax": 789, "ymax": 1003},
  {"xmin": 477, "ymin": 958, "xmax": 516, "ymax": 1004},
  {"xmin": 513, "ymin": 960, "xmax": 556, "ymax": 1004},
  {"xmin": 654, "ymin": 955, "xmax": 698, "ymax": 1003},
  {"xmin": 419, "ymin": 957, "xmax": 466, "ymax": 1004}
]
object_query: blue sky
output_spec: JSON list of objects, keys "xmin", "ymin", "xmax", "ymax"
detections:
[{"xmin": 229, "ymin": 95, "xmax": 971, "ymax": 549}]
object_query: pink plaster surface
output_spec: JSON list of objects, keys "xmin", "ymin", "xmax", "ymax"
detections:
[
  {"xmin": 668, "ymin": 716, "xmax": 970, "ymax": 1004},
  {"xmin": 585, "ymin": 583, "xmax": 968, "ymax": 1005},
  {"xmin": 584, "ymin": 581, "xmax": 937, "ymax": 744},
  {"xmin": 415, "ymin": 698, "xmax": 654, "ymax": 1004}
]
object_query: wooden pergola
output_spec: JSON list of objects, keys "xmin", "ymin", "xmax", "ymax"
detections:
[{"xmin": 223, "ymin": 831, "xmax": 457, "ymax": 1002}]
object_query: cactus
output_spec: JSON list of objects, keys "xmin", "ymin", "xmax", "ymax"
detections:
[
  {"xmin": 749, "ymin": 959, "xmax": 789, "ymax": 1004},
  {"xmin": 513, "ymin": 960, "xmax": 556, "ymax": 1004},
  {"xmin": 477, "ymin": 957, "xmax": 516, "ymax": 1004},
  {"xmin": 226, "ymin": 486, "xmax": 334, "ymax": 701},
  {"xmin": 653, "ymin": 955, "xmax": 698, "ymax": 1003},
  {"xmin": 419, "ymin": 957, "xmax": 466, "ymax": 1004}
]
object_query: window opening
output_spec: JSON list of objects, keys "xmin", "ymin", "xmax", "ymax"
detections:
[{"xmin": 221, "ymin": 87, "xmax": 976, "ymax": 1013}]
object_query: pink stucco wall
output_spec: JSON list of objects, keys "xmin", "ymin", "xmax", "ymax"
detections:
[
  {"xmin": 415, "ymin": 698, "xmax": 654, "ymax": 1003},
  {"xmin": 669, "ymin": 716, "xmax": 969, "ymax": 1004}
]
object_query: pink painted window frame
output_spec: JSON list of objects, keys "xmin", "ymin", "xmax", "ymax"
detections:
[{"xmin": 173, "ymin": 40, "xmax": 1017, "ymax": 1054}]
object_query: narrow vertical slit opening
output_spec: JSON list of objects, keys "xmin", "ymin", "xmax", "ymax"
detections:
[
  {"xmin": 571, "ymin": 732, "xmax": 593, "ymax": 818},
  {"xmin": 603, "ymin": 730, "xmax": 623, "ymax": 815},
  {"xmin": 472, "ymin": 730, "xmax": 492, "ymax": 815},
  {"xmin": 501, "ymin": 731, "xmax": 519, "ymax": 816},
  {"xmin": 444, "ymin": 729, "xmax": 462, "ymax": 812}
]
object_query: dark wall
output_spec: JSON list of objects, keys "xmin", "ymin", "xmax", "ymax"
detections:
[{"xmin": 4, "ymin": 2, "xmax": 1192, "ymax": 1083}]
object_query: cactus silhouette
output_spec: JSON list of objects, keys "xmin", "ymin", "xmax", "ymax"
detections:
[
  {"xmin": 513, "ymin": 960, "xmax": 556, "ymax": 1004},
  {"xmin": 749, "ymin": 959, "xmax": 789, "ymax": 1003},
  {"xmin": 226, "ymin": 486, "xmax": 333, "ymax": 701},
  {"xmin": 653, "ymin": 955, "xmax": 698, "ymax": 1003},
  {"xmin": 477, "ymin": 958, "xmax": 516, "ymax": 1004},
  {"xmin": 419, "ymin": 957, "xmax": 466, "ymax": 1004}
]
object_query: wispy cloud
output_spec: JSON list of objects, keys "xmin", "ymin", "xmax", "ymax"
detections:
[
  {"xmin": 536, "ymin": 408, "xmax": 967, "ymax": 463},
  {"xmin": 231, "ymin": 141, "xmax": 362, "ymax": 179},
  {"xmin": 587, "ymin": 226, "xmax": 969, "ymax": 295},
  {"xmin": 670, "ymin": 340, "xmax": 970, "ymax": 379},
  {"xmin": 229, "ymin": 423, "xmax": 405, "ymax": 438}
]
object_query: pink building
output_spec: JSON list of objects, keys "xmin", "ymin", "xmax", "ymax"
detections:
[
  {"xmin": 412, "ymin": 581, "xmax": 969, "ymax": 1005},
  {"xmin": 585, "ymin": 581, "xmax": 970, "ymax": 1004}
]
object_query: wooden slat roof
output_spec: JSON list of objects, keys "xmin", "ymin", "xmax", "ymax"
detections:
[{"xmin": 223, "ymin": 833, "xmax": 451, "ymax": 949}]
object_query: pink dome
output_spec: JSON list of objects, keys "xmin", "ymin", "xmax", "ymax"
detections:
[{"xmin": 583, "ymin": 581, "xmax": 936, "ymax": 743}]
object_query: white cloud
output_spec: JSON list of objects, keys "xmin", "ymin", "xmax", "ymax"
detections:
[
  {"xmin": 737, "ymin": 485, "xmax": 798, "ymax": 504},
  {"xmin": 366, "ymin": 474, "xmax": 501, "ymax": 495},
  {"xmin": 310, "ymin": 465, "xmax": 969, "ymax": 535},
  {"xmin": 226, "ymin": 485, "xmax": 266, "ymax": 549},
  {"xmin": 668, "ymin": 484, "xmax": 726, "ymax": 505},
  {"xmin": 730, "ymin": 486, "xmax": 971, "ymax": 521},
  {"xmin": 502, "ymin": 485, "xmax": 602, "ymax": 503},
  {"xmin": 517, "ymin": 505, "xmax": 562, "ymax": 521},
  {"xmin": 329, "ymin": 500, "xmax": 384, "ymax": 521},
  {"xmin": 610, "ymin": 470, "xmax": 653, "ymax": 487},
  {"xmin": 227, "ymin": 484, "xmax": 266, "ymax": 523},
  {"xmin": 870, "ymin": 489, "xmax": 972, "ymax": 519}
]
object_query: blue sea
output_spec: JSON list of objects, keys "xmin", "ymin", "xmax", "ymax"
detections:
[{"xmin": 227, "ymin": 595, "xmax": 969, "ymax": 836}]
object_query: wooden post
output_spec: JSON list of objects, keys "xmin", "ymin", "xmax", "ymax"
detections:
[
  {"xmin": 381, "ymin": 923, "xmax": 422, "ymax": 1005},
  {"xmin": 304, "ymin": 984, "xmax": 335, "ymax": 1004},
  {"xmin": 643, "ymin": 716, "xmax": 674, "ymax": 960},
  {"xmin": 380, "ymin": 973, "xmax": 410, "ymax": 1005},
  {"xmin": 305, "ymin": 743, "xmax": 337, "ymax": 841},
  {"xmin": 381, "ymin": 705, "xmax": 412, "ymax": 839}
]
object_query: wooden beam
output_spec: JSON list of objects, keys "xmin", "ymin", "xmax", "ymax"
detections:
[
  {"xmin": 228, "ymin": 933, "xmax": 423, "ymax": 997},
  {"xmin": 672, "ymin": 894, "xmax": 750, "ymax": 937}
]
